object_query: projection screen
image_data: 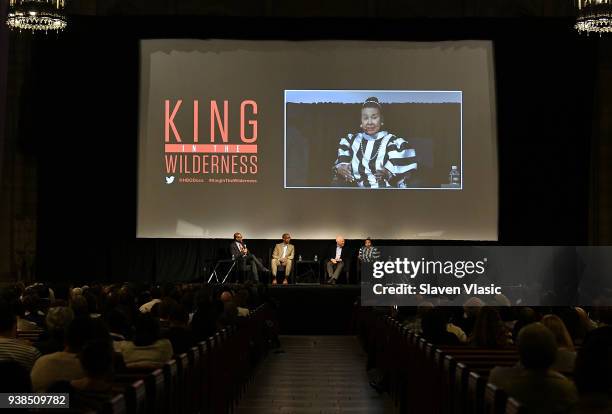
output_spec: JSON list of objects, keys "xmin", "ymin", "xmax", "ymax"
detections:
[{"xmin": 137, "ymin": 39, "xmax": 498, "ymax": 240}]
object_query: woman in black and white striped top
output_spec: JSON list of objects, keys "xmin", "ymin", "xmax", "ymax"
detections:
[{"xmin": 332, "ymin": 97, "xmax": 417, "ymax": 188}]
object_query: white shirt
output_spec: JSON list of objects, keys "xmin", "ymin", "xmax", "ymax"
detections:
[
  {"xmin": 282, "ymin": 245, "xmax": 288, "ymax": 258},
  {"xmin": 139, "ymin": 299, "xmax": 161, "ymax": 314},
  {"xmin": 335, "ymin": 246, "xmax": 342, "ymax": 260},
  {"xmin": 31, "ymin": 351, "xmax": 85, "ymax": 392},
  {"xmin": 235, "ymin": 242, "xmax": 245, "ymax": 255}
]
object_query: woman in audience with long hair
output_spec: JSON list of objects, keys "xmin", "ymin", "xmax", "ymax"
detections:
[
  {"xmin": 469, "ymin": 306, "xmax": 512, "ymax": 348},
  {"xmin": 541, "ymin": 314, "xmax": 576, "ymax": 374}
]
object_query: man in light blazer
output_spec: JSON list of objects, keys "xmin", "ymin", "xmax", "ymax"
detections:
[{"xmin": 271, "ymin": 233, "xmax": 295, "ymax": 285}]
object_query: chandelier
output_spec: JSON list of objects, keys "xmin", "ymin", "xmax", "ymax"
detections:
[
  {"xmin": 6, "ymin": 0, "xmax": 67, "ymax": 32},
  {"xmin": 576, "ymin": 0, "xmax": 612, "ymax": 34}
]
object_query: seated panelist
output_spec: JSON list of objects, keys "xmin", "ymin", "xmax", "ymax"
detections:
[
  {"xmin": 271, "ymin": 233, "xmax": 295, "ymax": 285},
  {"xmin": 325, "ymin": 236, "xmax": 352, "ymax": 285},
  {"xmin": 229, "ymin": 232, "xmax": 269, "ymax": 282}
]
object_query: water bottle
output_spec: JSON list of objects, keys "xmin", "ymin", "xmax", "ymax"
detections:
[
  {"xmin": 298, "ymin": 255, "xmax": 302, "ymax": 262},
  {"xmin": 314, "ymin": 254, "xmax": 318, "ymax": 262},
  {"xmin": 449, "ymin": 165, "xmax": 460, "ymax": 185}
]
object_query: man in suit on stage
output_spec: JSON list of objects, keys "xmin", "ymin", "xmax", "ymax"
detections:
[
  {"xmin": 271, "ymin": 233, "xmax": 295, "ymax": 285},
  {"xmin": 325, "ymin": 236, "xmax": 352, "ymax": 285},
  {"xmin": 229, "ymin": 232, "xmax": 269, "ymax": 282}
]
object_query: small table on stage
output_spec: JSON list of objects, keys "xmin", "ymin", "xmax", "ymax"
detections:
[{"xmin": 294, "ymin": 260, "xmax": 321, "ymax": 284}]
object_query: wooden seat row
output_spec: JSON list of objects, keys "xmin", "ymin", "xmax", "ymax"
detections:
[
  {"xmin": 359, "ymin": 310, "xmax": 527, "ymax": 414},
  {"xmin": 44, "ymin": 304, "xmax": 274, "ymax": 414}
]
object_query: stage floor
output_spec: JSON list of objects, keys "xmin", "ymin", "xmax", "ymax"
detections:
[{"xmin": 267, "ymin": 285, "xmax": 360, "ymax": 335}]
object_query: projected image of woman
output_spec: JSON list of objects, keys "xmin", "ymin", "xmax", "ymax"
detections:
[{"xmin": 332, "ymin": 97, "xmax": 417, "ymax": 188}]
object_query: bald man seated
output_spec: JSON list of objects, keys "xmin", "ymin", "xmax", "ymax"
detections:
[
  {"xmin": 271, "ymin": 233, "xmax": 295, "ymax": 285},
  {"xmin": 324, "ymin": 236, "xmax": 352, "ymax": 285}
]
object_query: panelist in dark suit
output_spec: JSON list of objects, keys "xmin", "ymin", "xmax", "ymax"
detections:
[
  {"xmin": 325, "ymin": 236, "xmax": 352, "ymax": 285},
  {"xmin": 230, "ymin": 232, "xmax": 269, "ymax": 282}
]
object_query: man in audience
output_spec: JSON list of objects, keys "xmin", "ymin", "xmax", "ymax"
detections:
[
  {"xmin": 31, "ymin": 317, "xmax": 104, "ymax": 391},
  {"xmin": 325, "ymin": 236, "xmax": 352, "ymax": 285},
  {"xmin": 22, "ymin": 293, "xmax": 45, "ymax": 328},
  {"xmin": 234, "ymin": 289, "xmax": 251, "ymax": 317},
  {"xmin": 271, "ymin": 233, "xmax": 295, "ymax": 285},
  {"xmin": 138, "ymin": 286, "xmax": 162, "ymax": 313},
  {"xmin": 36, "ymin": 306, "xmax": 74, "ymax": 355},
  {"xmin": 48, "ymin": 339, "xmax": 115, "ymax": 412},
  {"xmin": 163, "ymin": 304, "xmax": 194, "ymax": 356},
  {"xmin": 0, "ymin": 300, "xmax": 41, "ymax": 371},
  {"xmin": 229, "ymin": 232, "xmax": 269, "ymax": 282},
  {"xmin": 489, "ymin": 322, "xmax": 578, "ymax": 413},
  {"xmin": 106, "ymin": 309, "xmax": 130, "ymax": 352},
  {"xmin": 118, "ymin": 313, "xmax": 173, "ymax": 368}
]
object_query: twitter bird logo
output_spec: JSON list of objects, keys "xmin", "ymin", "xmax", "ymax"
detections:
[{"xmin": 165, "ymin": 176, "xmax": 175, "ymax": 184}]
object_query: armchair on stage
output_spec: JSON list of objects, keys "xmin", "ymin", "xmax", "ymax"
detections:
[{"xmin": 207, "ymin": 247, "xmax": 264, "ymax": 284}]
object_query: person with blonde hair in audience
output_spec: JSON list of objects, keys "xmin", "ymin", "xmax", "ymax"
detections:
[
  {"xmin": 469, "ymin": 306, "xmax": 512, "ymax": 348},
  {"xmin": 456, "ymin": 297, "xmax": 484, "ymax": 336},
  {"xmin": 541, "ymin": 314, "xmax": 577, "ymax": 374}
]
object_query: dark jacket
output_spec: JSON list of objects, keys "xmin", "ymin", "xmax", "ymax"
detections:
[{"xmin": 326, "ymin": 244, "xmax": 352, "ymax": 265}]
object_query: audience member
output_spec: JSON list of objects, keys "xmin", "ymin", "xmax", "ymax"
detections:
[
  {"xmin": 489, "ymin": 323, "xmax": 578, "ymax": 414},
  {"xmin": 0, "ymin": 300, "xmax": 41, "ymax": 371},
  {"xmin": 22, "ymin": 293, "xmax": 45, "ymax": 328},
  {"xmin": 106, "ymin": 309, "xmax": 131, "ymax": 352},
  {"xmin": 190, "ymin": 288, "xmax": 218, "ymax": 342},
  {"xmin": 402, "ymin": 301, "xmax": 433, "ymax": 333},
  {"xmin": 541, "ymin": 314, "xmax": 576, "ymax": 374},
  {"xmin": 49, "ymin": 339, "xmax": 115, "ymax": 412},
  {"xmin": 421, "ymin": 308, "xmax": 460, "ymax": 345},
  {"xmin": 456, "ymin": 297, "xmax": 484, "ymax": 337},
  {"xmin": 36, "ymin": 306, "xmax": 74, "ymax": 355},
  {"xmin": 163, "ymin": 304, "xmax": 195, "ymax": 356},
  {"xmin": 31, "ymin": 316, "xmax": 108, "ymax": 391},
  {"xmin": 235, "ymin": 289, "xmax": 251, "ymax": 317},
  {"xmin": 512, "ymin": 307, "xmax": 540, "ymax": 342},
  {"xmin": 70, "ymin": 295, "xmax": 89, "ymax": 319},
  {"xmin": 118, "ymin": 313, "xmax": 173, "ymax": 368},
  {"xmin": 469, "ymin": 306, "xmax": 511, "ymax": 348}
]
